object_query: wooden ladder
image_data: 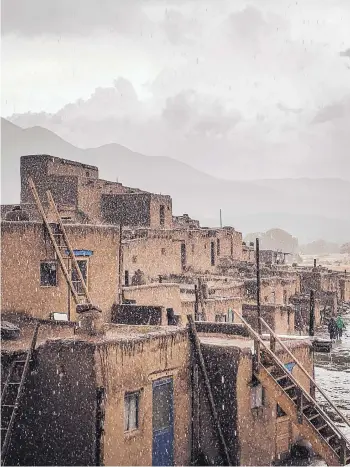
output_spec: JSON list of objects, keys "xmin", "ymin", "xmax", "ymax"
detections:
[
  {"xmin": 1, "ymin": 323, "xmax": 40, "ymax": 465},
  {"xmin": 232, "ymin": 310, "xmax": 350, "ymax": 466},
  {"xmin": 28, "ymin": 177, "xmax": 92, "ymax": 307}
]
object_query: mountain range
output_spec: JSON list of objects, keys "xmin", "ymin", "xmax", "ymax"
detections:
[{"xmin": 1, "ymin": 117, "xmax": 350, "ymax": 244}]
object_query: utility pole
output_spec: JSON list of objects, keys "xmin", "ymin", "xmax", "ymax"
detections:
[
  {"xmin": 219, "ymin": 209, "xmax": 222, "ymax": 228},
  {"xmin": 309, "ymin": 289, "xmax": 315, "ymax": 337},
  {"xmin": 256, "ymin": 238, "xmax": 262, "ymax": 335}
]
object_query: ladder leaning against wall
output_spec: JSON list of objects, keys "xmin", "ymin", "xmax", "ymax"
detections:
[
  {"xmin": 230, "ymin": 308, "xmax": 350, "ymax": 466},
  {"xmin": 28, "ymin": 177, "xmax": 93, "ymax": 309}
]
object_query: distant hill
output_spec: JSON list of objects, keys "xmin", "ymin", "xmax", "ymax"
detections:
[
  {"xmin": 244, "ymin": 229, "xmax": 299, "ymax": 253},
  {"xmin": 300, "ymin": 240, "xmax": 340, "ymax": 255},
  {"xmin": 2, "ymin": 117, "xmax": 350, "ymax": 244}
]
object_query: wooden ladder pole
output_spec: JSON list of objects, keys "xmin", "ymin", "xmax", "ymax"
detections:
[
  {"xmin": 46, "ymin": 190, "xmax": 92, "ymax": 304},
  {"xmin": 260, "ymin": 316, "xmax": 350, "ymax": 429},
  {"xmin": 28, "ymin": 177, "xmax": 81, "ymax": 304},
  {"xmin": 231, "ymin": 309, "xmax": 348, "ymax": 443},
  {"xmin": 187, "ymin": 315, "xmax": 232, "ymax": 466}
]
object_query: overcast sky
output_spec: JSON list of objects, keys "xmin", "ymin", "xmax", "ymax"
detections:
[{"xmin": 2, "ymin": 0, "xmax": 350, "ymax": 179}]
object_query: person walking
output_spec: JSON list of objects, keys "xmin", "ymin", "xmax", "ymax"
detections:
[
  {"xmin": 328, "ymin": 317, "xmax": 337, "ymax": 342},
  {"xmin": 336, "ymin": 315, "xmax": 346, "ymax": 340}
]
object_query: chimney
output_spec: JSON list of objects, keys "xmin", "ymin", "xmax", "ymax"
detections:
[
  {"xmin": 76, "ymin": 304, "xmax": 104, "ymax": 336},
  {"xmin": 313, "ymin": 259, "xmax": 317, "ymax": 269}
]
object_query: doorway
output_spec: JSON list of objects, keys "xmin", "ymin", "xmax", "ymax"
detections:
[{"xmin": 152, "ymin": 377, "xmax": 174, "ymax": 466}]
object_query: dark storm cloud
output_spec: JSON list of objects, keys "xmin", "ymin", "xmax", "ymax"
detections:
[
  {"xmin": 340, "ymin": 48, "xmax": 350, "ymax": 58},
  {"xmin": 1, "ymin": 0, "xmax": 153, "ymax": 36}
]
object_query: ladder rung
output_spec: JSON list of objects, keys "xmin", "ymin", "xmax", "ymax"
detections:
[
  {"xmin": 2, "ymin": 405, "xmax": 15, "ymax": 408},
  {"xmin": 284, "ymin": 384, "xmax": 295, "ymax": 391},
  {"xmin": 317, "ymin": 423, "xmax": 328, "ymax": 432},
  {"xmin": 276, "ymin": 374, "xmax": 288, "ymax": 382},
  {"xmin": 15, "ymin": 360, "xmax": 29, "ymax": 364},
  {"xmin": 326, "ymin": 434, "xmax": 336, "ymax": 442},
  {"xmin": 308, "ymin": 413, "xmax": 321, "ymax": 422},
  {"xmin": 8, "ymin": 382, "xmax": 21, "ymax": 386}
]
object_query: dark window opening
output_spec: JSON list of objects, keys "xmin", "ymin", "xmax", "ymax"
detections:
[
  {"xmin": 125, "ymin": 270, "xmax": 129, "ymax": 287},
  {"xmin": 124, "ymin": 391, "xmax": 139, "ymax": 431},
  {"xmin": 181, "ymin": 243, "xmax": 186, "ymax": 270},
  {"xmin": 230, "ymin": 240, "xmax": 234, "ymax": 256},
  {"xmin": 277, "ymin": 404, "xmax": 287, "ymax": 417},
  {"xmin": 161, "ymin": 248, "xmax": 166, "ymax": 255},
  {"xmin": 217, "ymin": 239, "xmax": 220, "ymax": 256},
  {"xmin": 160, "ymin": 205, "xmax": 165, "ymax": 226},
  {"xmin": 211, "ymin": 241, "xmax": 215, "ymax": 266},
  {"xmin": 72, "ymin": 259, "xmax": 88, "ymax": 295},
  {"xmin": 40, "ymin": 261, "xmax": 57, "ymax": 286}
]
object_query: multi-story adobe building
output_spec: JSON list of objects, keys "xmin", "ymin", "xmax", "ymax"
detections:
[{"xmin": 2, "ymin": 310, "xmax": 341, "ymax": 466}]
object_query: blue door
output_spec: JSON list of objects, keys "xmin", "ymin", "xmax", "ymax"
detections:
[{"xmin": 152, "ymin": 377, "xmax": 174, "ymax": 466}]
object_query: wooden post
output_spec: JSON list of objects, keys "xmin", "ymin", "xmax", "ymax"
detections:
[
  {"xmin": 118, "ymin": 223, "xmax": 123, "ymax": 305},
  {"xmin": 194, "ymin": 284, "xmax": 199, "ymax": 321},
  {"xmin": 187, "ymin": 315, "xmax": 232, "ymax": 466},
  {"xmin": 198, "ymin": 278, "xmax": 207, "ymax": 321},
  {"xmin": 309, "ymin": 289, "xmax": 315, "ymax": 337},
  {"xmin": 191, "ymin": 362, "xmax": 200, "ymax": 464},
  {"xmin": 296, "ymin": 388, "xmax": 303, "ymax": 424},
  {"xmin": 270, "ymin": 334, "xmax": 276, "ymax": 354},
  {"xmin": 256, "ymin": 238, "xmax": 262, "ymax": 335}
]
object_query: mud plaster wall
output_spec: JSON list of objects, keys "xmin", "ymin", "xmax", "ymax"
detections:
[
  {"xmin": 199, "ymin": 344, "xmax": 240, "ymax": 465},
  {"xmin": 149, "ymin": 196, "xmax": 173, "ymax": 229},
  {"xmin": 95, "ymin": 330, "xmax": 192, "ymax": 466},
  {"xmin": 5, "ymin": 340, "xmax": 97, "ymax": 466},
  {"xmin": 101, "ymin": 193, "xmax": 151, "ymax": 227},
  {"xmin": 1, "ymin": 222, "xmax": 119, "ymax": 322},
  {"xmin": 123, "ymin": 284, "xmax": 182, "ymax": 319},
  {"xmin": 123, "ymin": 237, "xmax": 182, "ymax": 279},
  {"xmin": 237, "ymin": 343, "xmax": 313, "ymax": 465},
  {"xmin": 242, "ymin": 305, "xmax": 294, "ymax": 335}
]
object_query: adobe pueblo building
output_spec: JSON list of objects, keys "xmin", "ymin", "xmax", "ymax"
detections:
[{"xmin": 1, "ymin": 154, "xmax": 350, "ymax": 466}]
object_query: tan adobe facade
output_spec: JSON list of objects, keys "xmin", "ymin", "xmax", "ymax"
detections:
[{"xmin": 1, "ymin": 221, "xmax": 120, "ymax": 322}]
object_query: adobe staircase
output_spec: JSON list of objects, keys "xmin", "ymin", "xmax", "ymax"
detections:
[{"xmin": 232, "ymin": 311, "xmax": 350, "ymax": 466}]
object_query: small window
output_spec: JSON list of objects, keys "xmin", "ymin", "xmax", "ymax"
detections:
[
  {"xmin": 40, "ymin": 261, "xmax": 57, "ymax": 286},
  {"xmin": 277, "ymin": 404, "xmax": 287, "ymax": 418},
  {"xmin": 161, "ymin": 248, "xmax": 166, "ymax": 255},
  {"xmin": 251, "ymin": 384, "xmax": 264, "ymax": 409},
  {"xmin": 160, "ymin": 205, "xmax": 165, "ymax": 226},
  {"xmin": 124, "ymin": 392, "xmax": 139, "ymax": 432},
  {"xmin": 191, "ymin": 244, "xmax": 195, "ymax": 254},
  {"xmin": 86, "ymin": 170, "xmax": 90, "ymax": 177},
  {"xmin": 71, "ymin": 259, "xmax": 88, "ymax": 295},
  {"xmin": 217, "ymin": 239, "xmax": 221, "ymax": 256},
  {"xmin": 132, "ymin": 255, "xmax": 137, "ymax": 263}
]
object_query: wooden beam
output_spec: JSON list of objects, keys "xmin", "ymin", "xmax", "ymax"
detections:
[{"xmin": 187, "ymin": 315, "xmax": 232, "ymax": 466}]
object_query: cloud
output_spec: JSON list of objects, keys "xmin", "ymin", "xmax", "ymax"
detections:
[
  {"xmin": 340, "ymin": 48, "xmax": 350, "ymax": 58},
  {"xmin": 1, "ymin": 0, "xmax": 154, "ymax": 36},
  {"xmin": 312, "ymin": 96, "xmax": 350, "ymax": 124}
]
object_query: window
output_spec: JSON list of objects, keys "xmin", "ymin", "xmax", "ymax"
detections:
[
  {"xmin": 277, "ymin": 404, "xmax": 287, "ymax": 418},
  {"xmin": 283, "ymin": 290, "xmax": 288, "ymax": 304},
  {"xmin": 40, "ymin": 261, "xmax": 57, "ymax": 286},
  {"xmin": 160, "ymin": 205, "xmax": 165, "ymax": 226},
  {"xmin": 71, "ymin": 259, "xmax": 88, "ymax": 295},
  {"xmin": 124, "ymin": 392, "xmax": 139, "ymax": 432},
  {"xmin": 211, "ymin": 241, "xmax": 215, "ymax": 266},
  {"xmin": 251, "ymin": 383, "xmax": 264, "ymax": 409},
  {"xmin": 161, "ymin": 248, "xmax": 166, "ymax": 256},
  {"xmin": 217, "ymin": 239, "xmax": 221, "ymax": 256},
  {"xmin": 228, "ymin": 309, "xmax": 234, "ymax": 323}
]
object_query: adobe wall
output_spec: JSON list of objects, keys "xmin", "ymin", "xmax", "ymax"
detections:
[
  {"xmin": 237, "ymin": 342, "xmax": 313, "ymax": 465},
  {"xmin": 3, "ymin": 339, "xmax": 97, "ymax": 466},
  {"xmin": 123, "ymin": 283, "xmax": 183, "ymax": 319},
  {"xmin": 95, "ymin": 329, "xmax": 192, "ymax": 466},
  {"xmin": 123, "ymin": 237, "xmax": 182, "ymax": 280},
  {"xmin": 101, "ymin": 193, "xmax": 151, "ymax": 226},
  {"xmin": 149, "ymin": 195, "xmax": 173, "ymax": 229},
  {"xmin": 1, "ymin": 221, "xmax": 119, "ymax": 322},
  {"xmin": 339, "ymin": 277, "xmax": 350, "ymax": 302},
  {"xmin": 242, "ymin": 304, "xmax": 295, "ymax": 335}
]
